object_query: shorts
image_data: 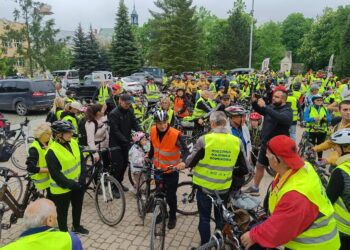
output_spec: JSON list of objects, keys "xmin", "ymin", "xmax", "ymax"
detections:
[{"xmin": 257, "ymin": 144, "xmax": 268, "ymax": 168}]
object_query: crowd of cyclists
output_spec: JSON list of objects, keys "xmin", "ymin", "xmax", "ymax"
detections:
[{"xmin": 2, "ymin": 69, "xmax": 350, "ymax": 249}]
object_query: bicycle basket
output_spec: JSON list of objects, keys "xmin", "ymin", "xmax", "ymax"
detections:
[
  {"xmin": 0, "ymin": 143, "xmax": 12, "ymax": 162},
  {"xmin": 181, "ymin": 121, "xmax": 195, "ymax": 128}
]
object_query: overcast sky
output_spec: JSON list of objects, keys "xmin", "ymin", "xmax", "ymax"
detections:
[{"xmin": 1, "ymin": 0, "xmax": 349, "ymax": 31}]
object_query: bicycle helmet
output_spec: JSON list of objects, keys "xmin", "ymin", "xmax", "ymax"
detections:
[
  {"xmin": 51, "ymin": 120, "xmax": 75, "ymax": 134},
  {"xmin": 293, "ymin": 82, "xmax": 301, "ymax": 91},
  {"xmin": 225, "ymin": 106, "xmax": 247, "ymax": 117},
  {"xmin": 176, "ymin": 88, "xmax": 185, "ymax": 92},
  {"xmin": 330, "ymin": 128, "xmax": 350, "ymax": 146},
  {"xmin": 132, "ymin": 131, "xmax": 146, "ymax": 143},
  {"xmin": 154, "ymin": 110, "xmax": 169, "ymax": 123},
  {"xmin": 249, "ymin": 112, "xmax": 262, "ymax": 120},
  {"xmin": 311, "ymin": 95, "xmax": 323, "ymax": 102}
]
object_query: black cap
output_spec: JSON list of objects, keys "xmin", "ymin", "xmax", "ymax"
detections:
[
  {"xmin": 220, "ymin": 94, "xmax": 230, "ymax": 100},
  {"xmin": 120, "ymin": 94, "xmax": 133, "ymax": 104}
]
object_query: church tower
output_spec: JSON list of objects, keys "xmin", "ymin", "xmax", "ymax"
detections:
[{"xmin": 131, "ymin": 3, "xmax": 138, "ymax": 26}]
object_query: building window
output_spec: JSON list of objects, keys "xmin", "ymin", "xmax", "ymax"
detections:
[
  {"xmin": 14, "ymin": 40, "xmax": 22, "ymax": 48},
  {"xmin": 1, "ymin": 40, "xmax": 11, "ymax": 49},
  {"xmin": 16, "ymin": 58, "xmax": 24, "ymax": 67}
]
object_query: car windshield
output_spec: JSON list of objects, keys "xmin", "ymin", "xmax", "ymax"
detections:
[
  {"xmin": 31, "ymin": 81, "xmax": 55, "ymax": 92},
  {"xmin": 52, "ymin": 72, "xmax": 66, "ymax": 77}
]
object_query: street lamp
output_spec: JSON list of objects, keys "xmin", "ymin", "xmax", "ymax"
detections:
[{"xmin": 248, "ymin": 0, "xmax": 254, "ymax": 69}]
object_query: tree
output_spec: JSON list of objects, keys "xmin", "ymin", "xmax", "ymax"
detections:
[
  {"xmin": 149, "ymin": 0, "xmax": 200, "ymax": 74},
  {"xmin": 0, "ymin": 56, "xmax": 17, "ymax": 77},
  {"xmin": 335, "ymin": 14, "xmax": 350, "ymax": 77},
  {"xmin": 1, "ymin": 0, "xmax": 61, "ymax": 76},
  {"xmin": 86, "ymin": 25, "xmax": 100, "ymax": 73},
  {"xmin": 254, "ymin": 21, "xmax": 285, "ymax": 70},
  {"xmin": 110, "ymin": 0, "xmax": 140, "ymax": 76},
  {"xmin": 281, "ymin": 13, "xmax": 313, "ymax": 62},
  {"xmin": 71, "ymin": 24, "xmax": 89, "ymax": 79}
]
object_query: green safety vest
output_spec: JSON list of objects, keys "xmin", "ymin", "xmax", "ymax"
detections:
[
  {"xmin": 1, "ymin": 228, "xmax": 72, "ymax": 250},
  {"xmin": 48, "ymin": 139, "xmax": 81, "ymax": 195},
  {"xmin": 62, "ymin": 115, "xmax": 78, "ymax": 134},
  {"xmin": 56, "ymin": 110, "xmax": 63, "ymax": 120},
  {"xmin": 146, "ymin": 84, "xmax": 159, "ymax": 102},
  {"xmin": 209, "ymin": 82, "xmax": 216, "ymax": 93},
  {"xmin": 293, "ymin": 91, "xmax": 302, "ymax": 101},
  {"xmin": 65, "ymin": 97, "xmax": 75, "ymax": 103},
  {"xmin": 193, "ymin": 133, "xmax": 240, "ymax": 191},
  {"xmin": 287, "ymin": 96, "xmax": 298, "ymax": 122},
  {"xmin": 306, "ymin": 106, "xmax": 328, "ymax": 132},
  {"xmin": 193, "ymin": 97, "xmax": 216, "ymax": 118},
  {"xmin": 269, "ymin": 162, "xmax": 340, "ymax": 250},
  {"xmin": 98, "ymin": 86, "xmax": 110, "ymax": 104},
  {"xmin": 333, "ymin": 162, "xmax": 350, "ymax": 235},
  {"xmin": 301, "ymin": 84, "xmax": 309, "ymax": 94},
  {"xmin": 133, "ymin": 104, "xmax": 145, "ymax": 121},
  {"xmin": 29, "ymin": 140, "xmax": 50, "ymax": 190}
]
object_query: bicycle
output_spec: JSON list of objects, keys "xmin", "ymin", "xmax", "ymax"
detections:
[
  {"xmin": 0, "ymin": 167, "xmax": 44, "ymax": 239},
  {"xmin": 177, "ymin": 172, "xmax": 198, "ymax": 216},
  {"xmin": 139, "ymin": 102, "xmax": 159, "ymax": 134},
  {"xmin": 83, "ymin": 147, "xmax": 126, "ymax": 226},
  {"xmin": 0, "ymin": 117, "xmax": 34, "ymax": 170},
  {"xmin": 304, "ymin": 150, "xmax": 330, "ymax": 188},
  {"xmin": 298, "ymin": 127, "xmax": 317, "ymax": 160}
]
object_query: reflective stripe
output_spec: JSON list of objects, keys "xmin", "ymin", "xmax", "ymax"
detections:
[
  {"xmin": 153, "ymin": 157, "xmax": 180, "ymax": 165},
  {"xmin": 154, "ymin": 148, "xmax": 179, "ymax": 156},
  {"xmin": 193, "ymin": 172, "xmax": 231, "ymax": 184},
  {"xmin": 62, "ymin": 162, "xmax": 80, "ymax": 175},
  {"xmin": 334, "ymin": 213, "xmax": 350, "ymax": 226},
  {"xmin": 293, "ymin": 226, "xmax": 338, "ymax": 244},
  {"xmin": 51, "ymin": 176, "xmax": 79, "ymax": 188},
  {"xmin": 336, "ymin": 199, "xmax": 348, "ymax": 211},
  {"xmin": 308, "ymin": 215, "xmax": 334, "ymax": 230},
  {"xmin": 197, "ymin": 163, "xmax": 233, "ymax": 172},
  {"xmin": 32, "ymin": 177, "xmax": 50, "ymax": 184}
]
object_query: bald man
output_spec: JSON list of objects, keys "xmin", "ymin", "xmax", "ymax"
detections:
[{"xmin": 2, "ymin": 198, "xmax": 82, "ymax": 250}]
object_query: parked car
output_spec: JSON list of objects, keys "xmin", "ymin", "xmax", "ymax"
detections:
[
  {"xmin": 230, "ymin": 68, "xmax": 255, "ymax": 75},
  {"xmin": 52, "ymin": 70, "xmax": 79, "ymax": 88},
  {"xmin": 121, "ymin": 77, "xmax": 144, "ymax": 93},
  {"xmin": 0, "ymin": 79, "xmax": 56, "ymax": 115},
  {"xmin": 68, "ymin": 75, "xmax": 99, "ymax": 103},
  {"xmin": 131, "ymin": 71, "xmax": 162, "ymax": 85}
]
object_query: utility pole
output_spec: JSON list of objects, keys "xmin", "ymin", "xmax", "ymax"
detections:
[{"xmin": 248, "ymin": 0, "xmax": 255, "ymax": 69}]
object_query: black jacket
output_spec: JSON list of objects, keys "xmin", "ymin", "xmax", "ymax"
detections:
[
  {"xmin": 215, "ymin": 79, "xmax": 230, "ymax": 94},
  {"xmin": 109, "ymin": 106, "xmax": 140, "ymax": 147},
  {"xmin": 105, "ymin": 95, "xmax": 119, "ymax": 116},
  {"xmin": 252, "ymin": 101, "xmax": 293, "ymax": 144}
]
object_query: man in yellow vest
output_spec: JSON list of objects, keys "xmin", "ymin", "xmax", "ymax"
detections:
[
  {"xmin": 145, "ymin": 76, "xmax": 160, "ymax": 105},
  {"xmin": 241, "ymin": 135, "xmax": 340, "ymax": 249},
  {"xmin": 46, "ymin": 121, "xmax": 88, "ymax": 234},
  {"xmin": 2, "ymin": 198, "xmax": 83, "ymax": 250},
  {"xmin": 327, "ymin": 129, "xmax": 350, "ymax": 249},
  {"xmin": 286, "ymin": 90, "xmax": 300, "ymax": 141},
  {"xmin": 92, "ymin": 81, "xmax": 111, "ymax": 105},
  {"xmin": 186, "ymin": 111, "xmax": 248, "ymax": 246}
]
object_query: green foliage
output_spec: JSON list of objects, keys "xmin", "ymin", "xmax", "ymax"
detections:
[
  {"xmin": 149, "ymin": 0, "xmax": 200, "ymax": 74},
  {"xmin": 281, "ymin": 13, "xmax": 313, "ymax": 62},
  {"xmin": 335, "ymin": 14, "xmax": 350, "ymax": 77},
  {"xmin": 110, "ymin": 0, "xmax": 140, "ymax": 76},
  {"xmin": 0, "ymin": 56, "xmax": 17, "ymax": 77},
  {"xmin": 254, "ymin": 21, "xmax": 285, "ymax": 70},
  {"xmin": 71, "ymin": 24, "xmax": 89, "ymax": 78}
]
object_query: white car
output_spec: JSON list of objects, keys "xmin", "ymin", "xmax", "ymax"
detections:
[
  {"xmin": 52, "ymin": 70, "xmax": 79, "ymax": 88},
  {"xmin": 121, "ymin": 77, "xmax": 144, "ymax": 93}
]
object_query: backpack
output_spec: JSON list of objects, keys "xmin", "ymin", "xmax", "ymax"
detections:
[
  {"xmin": 78, "ymin": 117, "xmax": 98, "ymax": 146},
  {"xmin": 46, "ymin": 111, "xmax": 57, "ymax": 123},
  {"xmin": 0, "ymin": 142, "xmax": 12, "ymax": 162}
]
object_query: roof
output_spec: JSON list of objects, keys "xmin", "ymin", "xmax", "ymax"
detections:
[{"xmin": 55, "ymin": 30, "xmax": 75, "ymax": 45}]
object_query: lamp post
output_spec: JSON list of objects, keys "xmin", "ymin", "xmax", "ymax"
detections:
[{"xmin": 248, "ymin": 0, "xmax": 254, "ymax": 69}]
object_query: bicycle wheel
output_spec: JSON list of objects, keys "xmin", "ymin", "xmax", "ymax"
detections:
[
  {"xmin": 195, "ymin": 238, "xmax": 237, "ymax": 250},
  {"xmin": 0, "ymin": 167, "xmax": 23, "ymax": 211},
  {"xmin": 11, "ymin": 138, "xmax": 34, "ymax": 170},
  {"xmin": 177, "ymin": 181, "xmax": 198, "ymax": 215},
  {"xmin": 0, "ymin": 209, "xmax": 4, "ymax": 239},
  {"xmin": 266, "ymin": 166, "xmax": 276, "ymax": 177},
  {"xmin": 150, "ymin": 202, "xmax": 166, "ymax": 250},
  {"xmin": 128, "ymin": 165, "xmax": 135, "ymax": 187},
  {"xmin": 136, "ymin": 174, "xmax": 150, "ymax": 218},
  {"xmin": 84, "ymin": 153, "xmax": 97, "ymax": 187},
  {"xmin": 95, "ymin": 175, "xmax": 125, "ymax": 226}
]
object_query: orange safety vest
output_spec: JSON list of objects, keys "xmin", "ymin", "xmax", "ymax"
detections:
[
  {"xmin": 173, "ymin": 97, "xmax": 190, "ymax": 118},
  {"xmin": 150, "ymin": 126, "xmax": 181, "ymax": 171}
]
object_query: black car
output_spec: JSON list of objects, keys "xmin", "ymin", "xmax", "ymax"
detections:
[
  {"xmin": 68, "ymin": 77, "xmax": 99, "ymax": 103},
  {"xmin": 0, "ymin": 79, "xmax": 56, "ymax": 115}
]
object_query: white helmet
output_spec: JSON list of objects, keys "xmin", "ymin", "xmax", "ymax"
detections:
[{"xmin": 330, "ymin": 128, "xmax": 350, "ymax": 145}]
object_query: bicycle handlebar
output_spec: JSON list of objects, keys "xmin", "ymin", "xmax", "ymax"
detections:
[{"xmin": 82, "ymin": 146, "xmax": 119, "ymax": 154}]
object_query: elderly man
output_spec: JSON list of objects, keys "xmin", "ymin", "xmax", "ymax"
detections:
[
  {"xmin": 241, "ymin": 135, "xmax": 340, "ymax": 250},
  {"xmin": 186, "ymin": 111, "xmax": 248, "ymax": 246},
  {"xmin": 2, "ymin": 198, "xmax": 82, "ymax": 250}
]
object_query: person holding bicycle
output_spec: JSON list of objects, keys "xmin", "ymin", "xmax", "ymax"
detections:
[
  {"xmin": 186, "ymin": 111, "xmax": 249, "ymax": 246},
  {"xmin": 326, "ymin": 128, "xmax": 350, "ymax": 249},
  {"xmin": 241, "ymin": 135, "xmax": 340, "ymax": 250},
  {"xmin": 46, "ymin": 121, "xmax": 88, "ymax": 235},
  {"xmin": 26, "ymin": 122, "xmax": 52, "ymax": 198},
  {"xmin": 149, "ymin": 110, "xmax": 187, "ymax": 230}
]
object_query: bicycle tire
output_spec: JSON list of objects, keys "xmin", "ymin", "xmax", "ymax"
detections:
[
  {"xmin": 84, "ymin": 152, "xmax": 97, "ymax": 187},
  {"xmin": 177, "ymin": 181, "xmax": 198, "ymax": 215},
  {"xmin": 128, "ymin": 165, "xmax": 135, "ymax": 187},
  {"xmin": 0, "ymin": 209, "xmax": 4, "ymax": 239},
  {"xmin": 266, "ymin": 166, "xmax": 276, "ymax": 177},
  {"xmin": 195, "ymin": 237, "xmax": 237, "ymax": 250},
  {"xmin": 150, "ymin": 202, "xmax": 166, "ymax": 250},
  {"xmin": 136, "ymin": 174, "xmax": 150, "ymax": 218},
  {"xmin": 95, "ymin": 175, "xmax": 125, "ymax": 226},
  {"xmin": 11, "ymin": 138, "xmax": 34, "ymax": 170},
  {"xmin": 0, "ymin": 166, "xmax": 23, "ymax": 211}
]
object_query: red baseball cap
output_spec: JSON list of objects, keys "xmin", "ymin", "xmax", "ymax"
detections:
[
  {"xmin": 112, "ymin": 84, "xmax": 121, "ymax": 91},
  {"xmin": 267, "ymin": 135, "xmax": 304, "ymax": 169},
  {"xmin": 273, "ymin": 86, "xmax": 287, "ymax": 95}
]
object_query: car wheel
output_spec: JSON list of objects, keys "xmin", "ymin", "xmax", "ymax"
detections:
[{"xmin": 15, "ymin": 102, "xmax": 28, "ymax": 116}]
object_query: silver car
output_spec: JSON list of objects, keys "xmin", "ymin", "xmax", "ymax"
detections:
[{"xmin": 121, "ymin": 77, "xmax": 144, "ymax": 93}]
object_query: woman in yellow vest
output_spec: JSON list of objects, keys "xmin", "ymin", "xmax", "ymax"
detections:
[
  {"xmin": 327, "ymin": 129, "xmax": 350, "ymax": 249},
  {"xmin": 50, "ymin": 97, "xmax": 65, "ymax": 120},
  {"xmin": 61, "ymin": 102, "xmax": 81, "ymax": 135},
  {"xmin": 46, "ymin": 120, "xmax": 88, "ymax": 234},
  {"xmin": 241, "ymin": 135, "xmax": 340, "ymax": 249},
  {"xmin": 26, "ymin": 122, "xmax": 52, "ymax": 197}
]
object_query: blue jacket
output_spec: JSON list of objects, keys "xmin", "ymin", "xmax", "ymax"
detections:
[{"xmin": 304, "ymin": 105, "xmax": 332, "ymax": 123}]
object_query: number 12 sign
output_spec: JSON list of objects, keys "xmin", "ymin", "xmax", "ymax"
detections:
[{"xmin": 92, "ymin": 71, "xmax": 113, "ymax": 82}]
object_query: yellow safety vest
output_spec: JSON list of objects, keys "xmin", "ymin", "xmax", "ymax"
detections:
[
  {"xmin": 62, "ymin": 115, "xmax": 78, "ymax": 134},
  {"xmin": 333, "ymin": 162, "xmax": 350, "ymax": 235},
  {"xmin": 48, "ymin": 139, "xmax": 81, "ymax": 194},
  {"xmin": 193, "ymin": 97, "xmax": 216, "ymax": 119},
  {"xmin": 1, "ymin": 227, "xmax": 72, "ymax": 250},
  {"xmin": 193, "ymin": 133, "xmax": 240, "ymax": 191},
  {"xmin": 65, "ymin": 97, "xmax": 75, "ymax": 103},
  {"xmin": 29, "ymin": 140, "xmax": 50, "ymax": 190},
  {"xmin": 287, "ymin": 96, "xmax": 298, "ymax": 122},
  {"xmin": 306, "ymin": 106, "xmax": 328, "ymax": 132},
  {"xmin": 56, "ymin": 110, "xmax": 63, "ymax": 120},
  {"xmin": 293, "ymin": 90, "xmax": 302, "ymax": 101},
  {"xmin": 269, "ymin": 163, "xmax": 340, "ymax": 250},
  {"xmin": 146, "ymin": 84, "xmax": 159, "ymax": 102},
  {"xmin": 133, "ymin": 104, "xmax": 145, "ymax": 121},
  {"xmin": 98, "ymin": 86, "xmax": 110, "ymax": 104}
]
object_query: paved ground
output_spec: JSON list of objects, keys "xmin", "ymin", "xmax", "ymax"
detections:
[{"xmin": 0, "ymin": 112, "xmax": 327, "ymax": 249}]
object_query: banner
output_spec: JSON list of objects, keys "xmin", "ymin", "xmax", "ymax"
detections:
[
  {"xmin": 327, "ymin": 54, "xmax": 334, "ymax": 75},
  {"xmin": 261, "ymin": 58, "xmax": 270, "ymax": 72}
]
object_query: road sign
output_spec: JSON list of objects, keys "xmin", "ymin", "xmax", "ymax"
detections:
[{"xmin": 92, "ymin": 71, "xmax": 113, "ymax": 82}]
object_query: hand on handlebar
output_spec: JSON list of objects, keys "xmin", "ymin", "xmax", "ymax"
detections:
[{"xmin": 175, "ymin": 162, "xmax": 186, "ymax": 171}]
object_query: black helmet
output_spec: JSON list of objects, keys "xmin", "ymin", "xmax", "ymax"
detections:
[
  {"xmin": 51, "ymin": 120, "xmax": 75, "ymax": 134},
  {"xmin": 176, "ymin": 88, "xmax": 185, "ymax": 92},
  {"xmin": 154, "ymin": 110, "xmax": 169, "ymax": 123},
  {"xmin": 293, "ymin": 82, "xmax": 301, "ymax": 91}
]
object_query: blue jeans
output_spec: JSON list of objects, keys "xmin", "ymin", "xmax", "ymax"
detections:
[
  {"xmin": 196, "ymin": 189, "xmax": 228, "ymax": 245},
  {"xmin": 289, "ymin": 124, "xmax": 296, "ymax": 141}
]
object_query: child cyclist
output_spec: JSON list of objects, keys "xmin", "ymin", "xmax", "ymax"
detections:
[
  {"xmin": 248, "ymin": 112, "xmax": 263, "ymax": 166},
  {"xmin": 129, "ymin": 131, "xmax": 149, "ymax": 194}
]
